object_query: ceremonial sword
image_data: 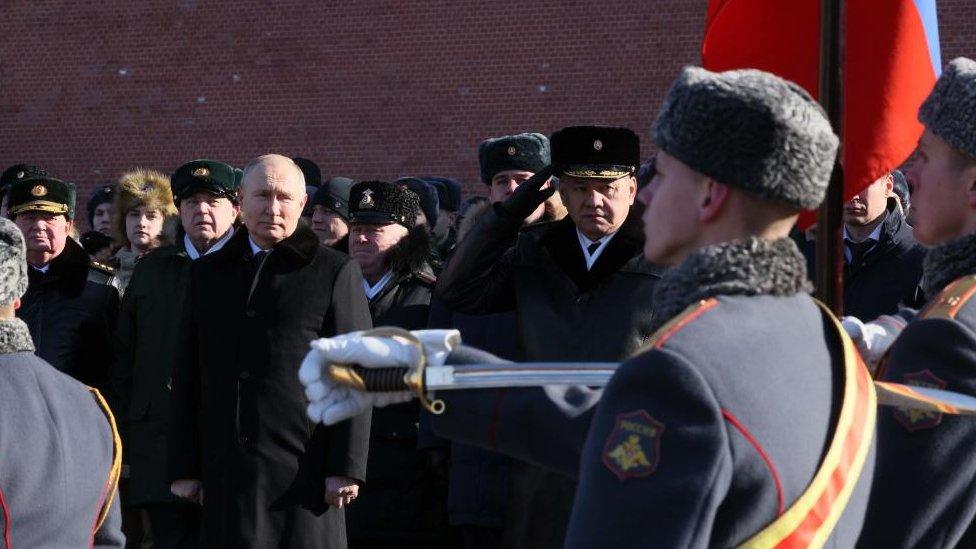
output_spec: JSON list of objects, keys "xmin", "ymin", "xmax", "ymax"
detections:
[{"xmin": 327, "ymin": 360, "xmax": 976, "ymax": 417}]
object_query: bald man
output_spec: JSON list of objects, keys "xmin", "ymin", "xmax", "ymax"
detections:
[{"xmin": 167, "ymin": 154, "xmax": 373, "ymax": 548}]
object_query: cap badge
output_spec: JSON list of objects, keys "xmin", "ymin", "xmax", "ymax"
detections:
[
  {"xmin": 507, "ymin": 145, "xmax": 517, "ymax": 156},
  {"xmin": 31, "ymin": 184, "xmax": 47, "ymax": 197},
  {"xmin": 360, "ymin": 189, "xmax": 375, "ymax": 209},
  {"xmin": 193, "ymin": 167, "xmax": 211, "ymax": 178},
  {"xmin": 593, "ymin": 139, "xmax": 603, "ymax": 151},
  {"xmin": 16, "ymin": 171, "xmax": 25, "ymax": 179}
]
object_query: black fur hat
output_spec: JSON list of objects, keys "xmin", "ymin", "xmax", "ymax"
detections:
[{"xmin": 348, "ymin": 181, "xmax": 420, "ymax": 228}]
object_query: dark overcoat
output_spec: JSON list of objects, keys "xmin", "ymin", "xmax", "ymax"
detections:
[
  {"xmin": 800, "ymin": 202, "xmax": 925, "ymax": 321},
  {"xmin": 168, "ymin": 225, "xmax": 373, "ymax": 548},
  {"xmin": 17, "ymin": 236, "xmax": 120, "ymax": 391},
  {"xmin": 111, "ymin": 243, "xmax": 195, "ymax": 506},
  {"xmin": 436, "ymin": 206, "xmax": 663, "ymax": 364},
  {"xmin": 347, "ymin": 231, "xmax": 451, "ymax": 545}
]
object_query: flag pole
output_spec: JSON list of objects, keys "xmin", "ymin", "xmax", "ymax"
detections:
[{"xmin": 815, "ymin": 0, "xmax": 845, "ymax": 314}]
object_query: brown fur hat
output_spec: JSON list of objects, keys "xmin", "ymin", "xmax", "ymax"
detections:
[{"xmin": 113, "ymin": 168, "xmax": 178, "ymax": 248}]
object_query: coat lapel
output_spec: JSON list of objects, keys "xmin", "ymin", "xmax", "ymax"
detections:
[
  {"xmin": 587, "ymin": 210, "xmax": 645, "ymax": 285},
  {"xmin": 538, "ymin": 217, "xmax": 590, "ymax": 291}
]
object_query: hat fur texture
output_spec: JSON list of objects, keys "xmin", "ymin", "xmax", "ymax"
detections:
[
  {"xmin": 113, "ymin": 168, "xmax": 178, "ymax": 248},
  {"xmin": 0, "ymin": 217, "xmax": 29, "ymax": 307},
  {"xmin": 919, "ymin": 57, "xmax": 976, "ymax": 159},
  {"xmin": 653, "ymin": 66, "xmax": 839, "ymax": 210}
]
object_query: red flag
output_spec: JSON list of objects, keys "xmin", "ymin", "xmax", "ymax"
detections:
[{"xmin": 700, "ymin": 0, "xmax": 941, "ymax": 228}]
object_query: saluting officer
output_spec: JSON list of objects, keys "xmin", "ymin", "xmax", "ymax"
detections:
[
  {"xmin": 304, "ymin": 66, "xmax": 876, "ymax": 548},
  {"xmin": 0, "ymin": 216, "xmax": 124, "ymax": 548},
  {"xmin": 858, "ymin": 57, "xmax": 976, "ymax": 548},
  {"xmin": 7, "ymin": 175, "xmax": 120, "ymax": 391}
]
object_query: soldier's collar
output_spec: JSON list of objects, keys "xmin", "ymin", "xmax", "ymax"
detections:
[
  {"xmin": 650, "ymin": 237, "xmax": 811, "ymax": 332},
  {"xmin": 0, "ymin": 318, "xmax": 35, "ymax": 355},
  {"xmin": 922, "ymin": 230, "xmax": 976, "ymax": 298}
]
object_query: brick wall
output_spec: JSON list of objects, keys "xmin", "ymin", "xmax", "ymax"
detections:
[{"xmin": 1, "ymin": 1, "xmax": 973, "ymax": 230}]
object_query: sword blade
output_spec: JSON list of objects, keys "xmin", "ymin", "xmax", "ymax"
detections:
[
  {"xmin": 875, "ymin": 381, "xmax": 976, "ymax": 416},
  {"xmin": 424, "ymin": 362, "xmax": 619, "ymax": 390}
]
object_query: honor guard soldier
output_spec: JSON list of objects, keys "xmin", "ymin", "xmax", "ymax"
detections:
[
  {"xmin": 858, "ymin": 57, "xmax": 976, "ymax": 548},
  {"xmin": 0, "ymin": 217, "xmax": 124, "ymax": 548},
  {"xmin": 302, "ymin": 66, "xmax": 877, "ymax": 548},
  {"xmin": 7, "ymin": 176, "xmax": 120, "ymax": 391}
]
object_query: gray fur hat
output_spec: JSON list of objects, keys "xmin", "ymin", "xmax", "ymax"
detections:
[
  {"xmin": 919, "ymin": 57, "xmax": 976, "ymax": 159},
  {"xmin": 0, "ymin": 218, "xmax": 28, "ymax": 307},
  {"xmin": 652, "ymin": 66, "xmax": 839, "ymax": 209}
]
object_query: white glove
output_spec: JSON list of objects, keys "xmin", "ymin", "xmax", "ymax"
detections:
[
  {"xmin": 300, "ymin": 329, "xmax": 461, "ymax": 425},
  {"xmin": 841, "ymin": 314, "xmax": 907, "ymax": 367}
]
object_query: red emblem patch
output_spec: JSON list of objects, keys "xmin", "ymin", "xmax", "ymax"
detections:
[
  {"xmin": 894, "ymin": 369, "xmax": 948, "ymax": 432},
  {"xmin": 602, "ymin": 410, "xmax": 664, "ymax": 481}
]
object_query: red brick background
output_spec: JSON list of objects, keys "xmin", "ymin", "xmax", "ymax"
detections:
[{"xmin": 1, "ymin": 1, "xmax": 973, "ymax": 230}]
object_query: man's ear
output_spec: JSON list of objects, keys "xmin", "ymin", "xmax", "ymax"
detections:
[{"xmin": 699, "ymin": 179, "xmax": 730, "ymax": 222}]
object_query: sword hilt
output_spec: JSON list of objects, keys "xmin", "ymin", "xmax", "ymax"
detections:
[
  {"xmin": 327, "ymin": 362, "xmax": 446, "ymax": 415},
  {"xmin": 328, "ymin": 364, "xmax": 410, "ymax": 392}
]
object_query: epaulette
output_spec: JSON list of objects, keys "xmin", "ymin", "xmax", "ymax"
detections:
[
  {"xmin": 412, "ymin": 270, "xmax": 438, "ymax": 287},
  {"xmin": 919, "ymin": 275, "xmax": 976, "ymax": 320},
  {"xmin": 631, "ymin": 298, "xmax": 719, "ymax": 357},
  {"xmin": 89, "ymin": 260, "xmax": 116, "ymax": 276}
]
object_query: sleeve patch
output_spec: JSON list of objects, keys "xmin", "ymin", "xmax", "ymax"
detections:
[
  {"xmin": 894, "ymin": 369, "xmax": 947, "ymax": 432},
  {"xmin": 602, "ymin": 410, "xmax": 664, "ymax": 480}
]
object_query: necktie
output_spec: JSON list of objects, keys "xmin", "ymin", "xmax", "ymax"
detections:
[
  {"xmin": 587, "ymin": 241, "xmax": 601, "ymax": 256},
  {"xmin": 846, "ymin": 239, "xmax": 874, "ymax": 268}
]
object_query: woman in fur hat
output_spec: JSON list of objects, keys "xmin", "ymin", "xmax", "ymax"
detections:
[{"xmin": 111, "ymin": 168, "xmax": 177, "ymax": 291}]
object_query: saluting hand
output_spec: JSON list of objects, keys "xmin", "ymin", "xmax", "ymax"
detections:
[{"xmin": 499, "ymin": 165, "xmax": 556, "ymax": 221}]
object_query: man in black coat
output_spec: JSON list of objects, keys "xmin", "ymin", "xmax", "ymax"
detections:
[
  {"xmin": 799, "ymin": 172, "xmax": 925, "ymax": 320},
  {"xmin": 343, "ymin": 180, "xmax": 449, "ymax": 547},
  {"xmin": 167, "ymin": 154, "xmax": 373, "ymax": 548},
  {"xmin": 7, "ymin": 176, "xmax": 120, "ymax": 392},
  {"xmin": 111, "ymin": 159, "xmax": 240, "ymax": 547}
]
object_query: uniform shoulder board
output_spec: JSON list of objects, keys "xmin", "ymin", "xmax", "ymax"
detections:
[
  {"xmin": 919, "ymin": 275, "xmax": 976, "ymax": 320},
  {"xmin": 89, "ymin": 260, "xmax": 116, "ymax": 275},
  {"xmin": 631, "ymin": 298, "xmax": 719, "ymax": 357},
  {"xmin": 412, "ymin": 270, "xmax": 438, "ymax": 287}
]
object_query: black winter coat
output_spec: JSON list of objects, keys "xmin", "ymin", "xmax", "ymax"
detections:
[
  {"xmin": 168, "ymin": 225, "xmax": 373, "ymax": 548},
  {"xmin": 800, "ymin": 202, "xmax": 925, "ymax": 321},
  {"xmin": 17, "ymin": 236, "xmax": 120, "ymax": 391},
  {"xmin": 346, "ymin": 244, "xmax": 451, "ymax": 545},
  {"xmin": 111, "ymin": 243, "xmax": 196, "ymax": 506},
  {"xmin": 437, "ymin": 206, "xmax": 663, "ymax": 363}
]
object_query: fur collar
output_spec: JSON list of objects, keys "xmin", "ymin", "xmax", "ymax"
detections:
[
  {"xmin": 387, "ymin": 225, "xmax": 433, "ymax": 275},
  {"xmin": 33, "ymin": 237, "xmax": 92, "ymax": 298},
  {"xmin": 650, "ymin": 237, "xmax": 811, "ymax": 331},
  {"xmin": 921, "ymin": 231, "xmax": 976, "ymax": 298},
  {"xmin": 0, "ymin": 318, "xmax": 35, "ymax": 355}
]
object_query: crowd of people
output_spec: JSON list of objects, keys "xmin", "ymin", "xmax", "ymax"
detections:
[{"xmin": 1, "ymin": 56, "xmax": 976, "ymax": 549}]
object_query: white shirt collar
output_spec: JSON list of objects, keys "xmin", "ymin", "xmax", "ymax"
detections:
[
  {"xmin": 184, "ymin": 228, "xmax": 236, "ymax": 260},
  {"xmin": 363, "ymin": 270, "xmax": 395, "ymax": 301},
  {"xmin": 843, "ymin": 212, "xmax": 886, "ymax": 262},
  {"xmin": 31, "ymin": 263, "xmax": 51, "ymax": 274},
  {"xmin": 576, "ymin": 228, "xmax": 617, "ymax": 270},
  {"xmin": 248, "ymin": 236, "xmax": 271, "ymax": 256}
]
